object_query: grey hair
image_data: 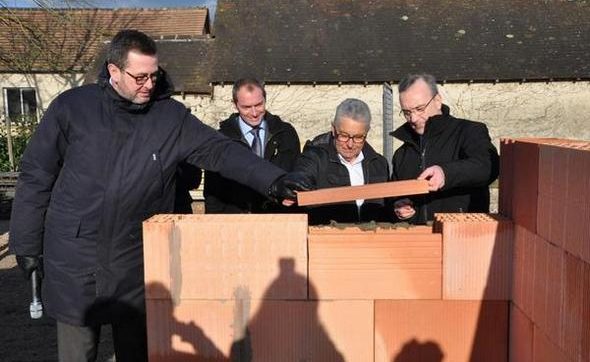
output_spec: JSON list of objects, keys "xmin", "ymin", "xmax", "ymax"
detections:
[
  {"xmin": 398, "ymin": 73, "xmax": 439, "ymax": 96},
  {"xmin": 333, "ymin": 98, "xmax": 371, "ymax": 129}
]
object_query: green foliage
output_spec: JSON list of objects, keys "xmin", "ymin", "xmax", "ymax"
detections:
[{"xmin": 0, "ymin": 121, "xmax": 39, "ymax": 172}]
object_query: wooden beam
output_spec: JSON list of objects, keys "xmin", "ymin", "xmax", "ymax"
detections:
[{"xmin": 297, "ymin": 180, "xmax": 429, "ymax": 207}]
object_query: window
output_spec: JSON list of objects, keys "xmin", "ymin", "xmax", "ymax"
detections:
[{"xmin": 3, "ymin": 88, "xmax": 38, "ymax": 123}]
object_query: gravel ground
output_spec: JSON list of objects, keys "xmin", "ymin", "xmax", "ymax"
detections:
[{"xmin": 0, "ymin": 219, "xmax": 115, "ymax": 362}]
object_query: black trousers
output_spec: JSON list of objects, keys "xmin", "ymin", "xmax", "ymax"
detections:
[{"xmin": 57, "ymin": 316, "xmax": 147, "ymax": 362}]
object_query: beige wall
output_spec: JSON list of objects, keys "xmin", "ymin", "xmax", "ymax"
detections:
[
  {"xmin": 180, "ymin": 81, "xmax": 590, "ymax": 155},
  {"xmin": 0, "ymin": 73, "xmax": 85, "ymax": 116},
  {"xmin": 438, "ymin": 82, "xmax": 590, "ymax": 148},
  {"xmin": 177, "ymin": 84, "xmax": 385, "ymax": 150},
  {"xmin": 3, "ymin": 75, "xmax": 588, "ymax": 152}
]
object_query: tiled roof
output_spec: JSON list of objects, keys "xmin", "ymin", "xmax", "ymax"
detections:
[
  {"xmin": 85, "ymin": 39, "xmax": 212, "ymax": 94},
  {"xmin": 0, "ymin": 7, "xmax": 209, "ymax": 73},
  {"xmin": 211, "ymin": 0, "xmax": 590, "ymax": 83}
]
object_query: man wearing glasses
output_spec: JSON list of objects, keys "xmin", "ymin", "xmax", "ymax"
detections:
[
  {"xmin": 293, "ymin": 98, "xmax": 390, "ymax": 225},
  {"xmin": 9, "ymin": 29, "xmax": 308, "ymax": 361},
  {"xmin": 390, "ymin": 73, "xmax": 499, "ymax": 224},
  {"xmin": 204, "ymin": 78, "xmax": 301, "ymax": 214}
]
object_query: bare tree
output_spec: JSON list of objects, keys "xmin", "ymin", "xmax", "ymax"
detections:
[{"xmin": 0, "ymin": 1, "xmax": 140, "ymax": 170}]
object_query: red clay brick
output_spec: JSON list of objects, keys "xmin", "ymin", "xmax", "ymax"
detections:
[
  {"xmin": 549, "ymin": 196, "xmax": 568, "ymax": 248},
  {"xmin": 512, "ymin": 225, "xmax": 536, "ymax": 319},
  {"xmin": 509, "ymin": 303, "xmax": 533, "ymax": 362},
  {"xmin": 375, "ymin": 300, "xmax": 508, "ymax": 362},
  {"xmin": 143, "ymin": 215, "xmax": 182, "ymax": 299},
  {"xmin": 499, "ymin": 138, "xmax": 515, "ymax": 218},
  {"xmin": 146, "ymin": 297, "xmax": 373, "ymax": 361},
  {"xmin": 538, "ymin": 144, "xmax": 555, "ymax": 198},
  {"xmin": 533, "ymin": 326, "xmax": 571, "ymax": 362},
  {"xmin": 536, "ymin": 193, "xmax": 553, "ymax": 246},
  {"xmin": 144, "ymin": 214, "xmax": 308, "ymax": 300},
  {"xmin": 308, "ymin": 224, "xmax": 434, "ymax": 235},
  {"xmin": 308, "ymin": 232, "xmax": 442, "ymax": 299},
  {"xmin": 564, "ymin": 200, "xmax": 590, "ymax": 263},
  {"xmin": 533, "ymin": 237, "xmax": 564, "ymax": 347},
  {"xmin": 564, "ymin": 147, "xmax": 590, "ymax": 264},
  {"xmin": 512, "ymin": 141, "xmax": 540, "ymax": 233},
  {"xmin": 581, "ymin": 260, "xmax": 590, "ymax": 362},
  {"xmin": 533, "ymin": 235, "xmax": 548, "ymax": 328},
  {"xmin": 561, "ymin": 252, "xmax": 585, "ymax": 361},
  {"xmin": 552, "ymin": 145, "xmax": 570, "ymax": 201},
  {"xmin": 537, "ymin": 145, "xmax": 555, "ymax": 245},
  {"xmin": 566, "ymin": 147, "xmax": 590, "ymax": 203},
  {"xmin": 435, "ymin": 213, "xmax": 513, "ymax": 300},
  {"xmin": 297, "ymin": 179, "xmax": 429, "ymax": 206}
]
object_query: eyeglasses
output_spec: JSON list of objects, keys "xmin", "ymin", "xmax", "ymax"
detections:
[
  {"xmin": 400, "ymin": 94, "xmax": 437, "ymax": 120},
  {"xmin": 334, "ymin": 131, "xmax": 366, "ymax": 144},
  {"xmin": 124, "ymin": 70, "xmax": 160, "ymax": 85}
]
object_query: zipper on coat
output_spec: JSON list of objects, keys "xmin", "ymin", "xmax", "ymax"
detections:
[
  {"xmin": 419, "ymin": 136, "xmax": 429, "ymax": 222},
  {"xmin": 358, "ymin": 161, "xmax": 370, "ymax": 222}
]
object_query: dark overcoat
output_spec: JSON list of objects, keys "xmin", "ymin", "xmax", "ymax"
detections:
[
  {"xmin": 391, "ymin": 105, "xmax": 499, "ymax": 224},
  {"xmin": 204, "ymin": 112, "xmax": 300, "ymax": 213},
  {"xmin": 9, "ymin": 66, "xmax": 284, "ymax": 325},
  {"xmin": 294, "ymin": 132, "xmax": 390, "ymax": 225}
]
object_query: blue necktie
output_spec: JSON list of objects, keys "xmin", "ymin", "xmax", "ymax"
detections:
[{"xmin": 250, "ymin": 127, "xmax": 263, "ymax": 157}]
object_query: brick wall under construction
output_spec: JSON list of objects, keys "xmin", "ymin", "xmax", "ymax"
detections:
[{"xmin": 142, "ymin": 137, "xmax": 590, "ymax": 362}]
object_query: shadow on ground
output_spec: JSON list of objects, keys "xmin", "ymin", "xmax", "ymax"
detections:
[{"xmin": 0, "ymin": 220, "xmax": 115, "ymax": 361}]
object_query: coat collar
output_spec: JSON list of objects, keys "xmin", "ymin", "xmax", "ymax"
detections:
[
  {"xmin": 97, "ymin": 61, "xmax": 174, "ymax": 113},
  {"xmin": 220, "ymin": 111, "xmax": 284, "ymax": 139},
  {"xmin": 391, "ymin": 104, "xmax": 452, "ymax": 144}
]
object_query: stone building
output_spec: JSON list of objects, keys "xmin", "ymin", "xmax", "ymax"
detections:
[{"xmin": 2, "ymin": 1, "xmax": 589, "ymax": 160}]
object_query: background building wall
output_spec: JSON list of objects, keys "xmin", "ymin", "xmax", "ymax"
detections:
[
  {"xmin": 2, "ymin": 76, "xmax": 588, "ymax": 151},
  {"xmin": 181, "ymin": 81, "xmax": 590, "ymax": 156},
  {"xmin": 0, "ymin": 73, "xmax": 84, "ymax": 116}
]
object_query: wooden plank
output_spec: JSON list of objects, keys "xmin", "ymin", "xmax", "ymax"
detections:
[{"xmin": 296, "ymin": 179, "xmax": 429, "ymax": 206}]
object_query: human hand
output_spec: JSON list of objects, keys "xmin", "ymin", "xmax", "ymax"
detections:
[
  {"xmin": 394, "ymin": 198, "xmax": 416, "ymax": 220},
  {"xmin": 16, "ymin": 255, "xmax": 44, "ymax": 280},
  {"xmin": 418, "ymin": 165, "xmax": 445, "ymax": 191},
  {"xmin": 268, "ymin": 172, "xmax": 313, "ymax": 205}
]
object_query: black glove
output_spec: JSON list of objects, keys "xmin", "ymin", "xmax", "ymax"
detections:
[
  {"xmin": 268, "ymin": 172, "xmax": 313, "ymax": 203},
  {"xmin": 16, "ymin": 255, "xmax": 43, "ymax": 280}
]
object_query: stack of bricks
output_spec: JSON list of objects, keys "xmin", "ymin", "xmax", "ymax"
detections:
[
  {"xmin": 143, "ymin": 216, "xmax": 513, "ymax": 361},
  {"xmin": 143, "ymin": 214, "xmax": 314, "ymax": 361},
  {"xmin": 501, "ymin": 138, "xmax": 590, "ymax": 362},
  {"xmin": 142, "ymin": 137, "xmax": 589, "ymax": 361}
]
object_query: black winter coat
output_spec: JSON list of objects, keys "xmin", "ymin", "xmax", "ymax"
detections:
[
  {"xmin": 9, "ymin": 65, "xmax": 285, "ymax": 325},
  {"xmin": 204, "ymin": 112, "xmax": 300, "ymax": 213},
  {"xmin": 294, "ymin": 133, "xmax": 390, "ymax": 225},
  {"xmin": 390, "ymin": 105, "xmax": 499, "ymax": 224}
]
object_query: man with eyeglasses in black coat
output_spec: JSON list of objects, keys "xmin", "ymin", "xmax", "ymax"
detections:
[
  {"xmin": 390, "ymin": 73, "xmax": 499, "ymax": 224},
  {"xmin": 293, "ymin": 98, "xmax": 390, "ymax": 225}
]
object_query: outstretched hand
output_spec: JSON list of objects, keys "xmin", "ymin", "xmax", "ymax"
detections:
[
  {"xmin": 418, "ymin": 165, "xmax": 445, "ymax": 191},
  {"xmin": 268, "ymin": 172, "xmax": 313, "ymax": 206}
]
